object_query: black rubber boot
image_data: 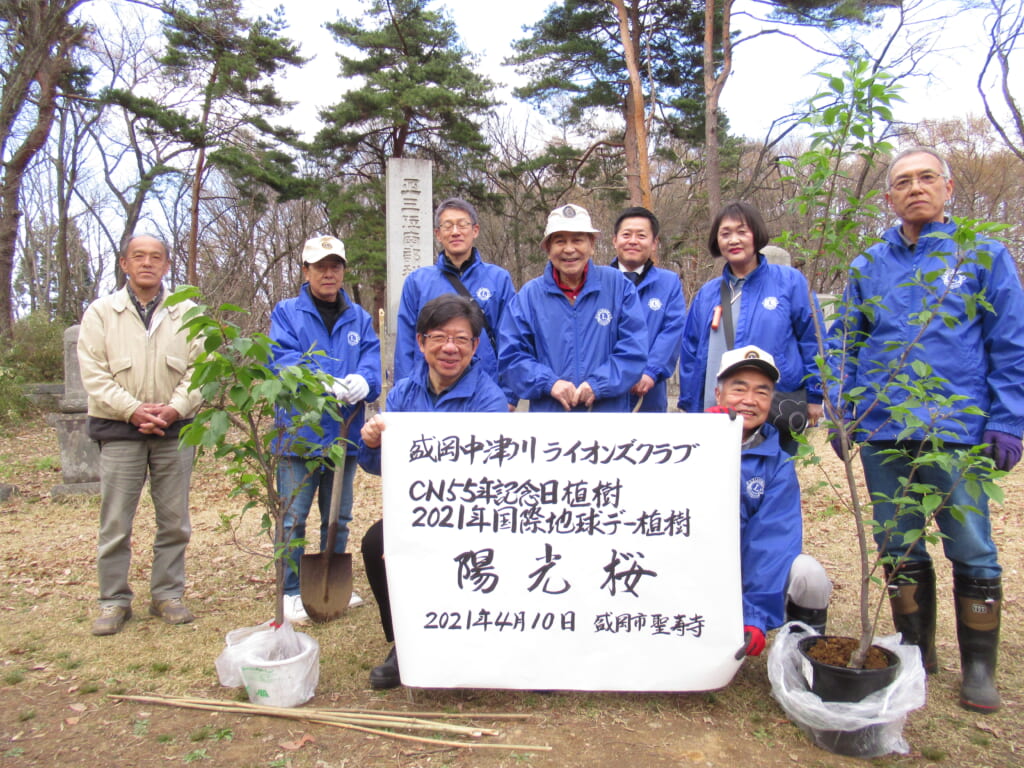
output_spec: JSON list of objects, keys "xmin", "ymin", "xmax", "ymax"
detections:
[
  {"xmin": 886, "ymin": 561, "xmax": 938, "ymax": 674},
  {"xmin": 369, "ymin": 645, "xmax": 401, "ymax": 690},
  {"xmin": 785, "ymin": 598, "xmax": 827, "ymax": 634},
  {"xmin": 954, "ymin": 574, "xmax": 1001, "ymax": 714}
]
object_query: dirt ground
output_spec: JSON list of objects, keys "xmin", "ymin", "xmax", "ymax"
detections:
[{"xmin": 0, "ymin": 421, "xmax": 1020, "ymax": 768}]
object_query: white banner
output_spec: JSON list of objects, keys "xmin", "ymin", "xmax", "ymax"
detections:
[{"xmin": 381, "ymin": 412, "xmax": 745, "ymax": 691}]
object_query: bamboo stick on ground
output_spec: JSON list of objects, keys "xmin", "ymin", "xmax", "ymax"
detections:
[{"xmin": 110, "ymin": 694, "xmax": 551, "ymax": 752}]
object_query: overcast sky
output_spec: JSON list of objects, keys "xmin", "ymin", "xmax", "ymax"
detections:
[{"xmin": 248, "ymin": 0, "xmax": 1009, "ymax": 142}]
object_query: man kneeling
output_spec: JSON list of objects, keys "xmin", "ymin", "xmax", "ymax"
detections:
[
  {"xmin": 710, "ymin": 345, "xmax": 832, "ymax": 657},
  {"xmin": 358, "ymin": 295, "xmax": 509, "ymax": 689}
]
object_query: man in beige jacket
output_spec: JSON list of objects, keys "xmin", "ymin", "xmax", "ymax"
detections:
[{"xmin": 78, "ymin": 234, "xmax": 204, "ymax": 636}]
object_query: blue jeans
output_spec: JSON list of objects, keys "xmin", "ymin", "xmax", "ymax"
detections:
[
  {"xmin": 276, "ymin": 454, "xmax": 357, "ymax": 596},
  {"xmin": 860, "ymin": 442, "xmax": 1000, "ymax": 579}
]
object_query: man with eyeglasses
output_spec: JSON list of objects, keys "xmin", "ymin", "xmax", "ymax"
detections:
[
  {"xmin": 394, "ymin": 198, "xmax": 516, "ymax": 408},
  {"xmin": 78, "ymin": 234, "xmax": 204, "ymax": 636},
  {"xmin": 269, "ymin": 236, "xmax": 381, "ymax": 624},
  {"xmin": 358, "ymin": 295, "xmax": 508, "ymax": 689},
  {"xmin": 828, "ymin": 146, "xmax": 1024, "ymax": 713},
  {"xmin": 500, "ymin": 203, "xmax": 647, "ymax": 412}
]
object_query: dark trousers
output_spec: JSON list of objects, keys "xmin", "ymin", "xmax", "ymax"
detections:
[{"xmin": 361, "ymin": 519, "xmax": 393, "ymax": 642}]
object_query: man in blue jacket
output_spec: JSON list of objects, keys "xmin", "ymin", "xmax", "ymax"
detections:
[
  {"xmin": 269, "ymin": 236, "xmax": 381, "ymax": 624},
  {"xmin": 610, "ymin": 207, "xmax": 686, "ymax": 412},
  {"xmin": 710, "ymin": 346, "xmax": 832, "ymax": 658},
  {"xmin": 393, "ymin": 198, "xmax": 516, "ymax": 407},
  {"xmin": 828, "ymin": 147, "xmax": 1024, "ymax": 713},
  {"xmin": 500, "ymin": 203, "xmax": 647, "ymax": 412},
  {"xmin": 359, "ymin": 295, "xmax": 508, "ymax": 688}
]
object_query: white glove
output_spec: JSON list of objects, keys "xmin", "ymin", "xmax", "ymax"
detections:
[
  {"xmin": 337, "ymin": 373, "xmax": 369, "ymax": 403},
  {"xmin": 329, "ymin": 377, "xmax": 348, "ymax": 401},
  {"xmin": 326, "ymin": 376, "xmax": 345, "ymax": 397}
]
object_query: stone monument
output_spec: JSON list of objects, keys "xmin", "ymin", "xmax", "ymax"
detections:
[
  {"xmin": 384, "ymin": 157, "xmax": 433, "ymax": 395},
  {"xmin": 49, "ymin": 324, "xmax": 100, "ymax": 497}
]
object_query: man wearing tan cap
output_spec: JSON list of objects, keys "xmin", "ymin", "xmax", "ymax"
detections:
[
  {"xmin": 710, "ymin": 345, "xmax": 831, "ymax": 657},
  {"xmin": 269, "ymin": 235, "xmax": 381, "ymax": 623},
  {"xmin": 499, "ymin": 203, "xmax": 647, "ymax": 412}
]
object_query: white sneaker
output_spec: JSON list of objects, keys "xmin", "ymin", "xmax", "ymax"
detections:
[
  {"xmin": 348, "ymin": 591, "xmax": 364, "ymax": 608},
  {"xmin": 284, "ymin": 594, "xmax": 309, "ymax": 624}
]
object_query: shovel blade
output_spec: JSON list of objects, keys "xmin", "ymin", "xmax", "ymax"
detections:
[{"xmin": 299, "ymin": 551, "xmax": 353, "ymax": 624}]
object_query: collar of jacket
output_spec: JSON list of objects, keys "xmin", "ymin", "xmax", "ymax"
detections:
[
  {"xmin": 721, "ymin": 252, "xmax": 767, "ymax": 284},
  {"xmin": 438, "ymin": 247, "xmax": 479, "ymax": 274},
  {"xmin": 543, "ymin": 260, "xmax": 597, "ymax": 300},
  {"xmin": 111, "ymin": 284, "xmax": 172, "ymax": 314},
  {"xmin": 610, "ymin": 257, "xmax": 653, "ymax": 283},
  {"xmin": 297, "ymin": 282, "xmax": 351, "ymax": 316},
  {"xmin": 742, "ymin": 421, "xmax": 781, "ymax": 457},
  {"xmin": 883, "ymin": 218, "xmax": 957, "ymax": 252}
]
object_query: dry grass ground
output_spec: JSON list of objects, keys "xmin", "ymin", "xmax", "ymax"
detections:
[{"xmin": 0, "ymin": 419, "xmax": 1020, "ymax": 768}]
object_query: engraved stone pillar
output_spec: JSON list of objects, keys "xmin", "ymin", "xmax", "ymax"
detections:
[
  {"xmin": 385, "ymin": 158, "xmax": 433, "ymax": 394},
  {"xmin": 50, "ymin": 324, "xmax": 100, "ymax": 497}
]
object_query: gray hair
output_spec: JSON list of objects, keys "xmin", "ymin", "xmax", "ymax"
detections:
[
  {"xmin": 886, "ymin": 146, "xmax": 952, "ymax": 185},
  {"xmin": 121, "ymin": 233, "xmax": 170, "ymax": 259},
  {"xmin": 433, "ymin": 198, "xmax": 478, "ymax": 229}
]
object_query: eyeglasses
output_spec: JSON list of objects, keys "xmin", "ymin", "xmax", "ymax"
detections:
[
  {"xmin": 421, "ymin": 333, "xmax": 475, "ymax": 349},
  {"xmin": 890, "ymin": 171, "xmax": 945, "ymax": 192},
  {"xmin": 437, "ymin": 220, "xmax": 474, "ymax": 233}
]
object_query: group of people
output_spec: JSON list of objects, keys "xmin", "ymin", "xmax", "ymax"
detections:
[{"xmin": 77, "ymin": 146, "xmax": 1022, "ymax": 716}]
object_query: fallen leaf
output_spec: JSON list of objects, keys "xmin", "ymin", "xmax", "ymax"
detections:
[
  {"xmin": 279, "ymin": 733, "xmax": 315, "ymax": 751},
  {"xmin": 65, "ymin": 717, "xmax": 80, "ymax": 725},
  {"xmin": 68, "ymin": 703, "xmax": 87, "ymax": 712},
  {"xmin": 976, "ymin": 722, "xmax": 1002, "ymax": 738}
]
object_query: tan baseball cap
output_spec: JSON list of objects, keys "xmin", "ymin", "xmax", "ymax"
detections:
[{"xmin": 302, "ymin": 236, "xmax": 347, "ymax": 265}]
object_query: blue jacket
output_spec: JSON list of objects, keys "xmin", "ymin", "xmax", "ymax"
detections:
[
  {"xmin": 358, "ymin": 357, "xmax": 508, "ymax": 475},
  {"xmin": 394, "ymin": 249, "xmax": 516, "ymax": 403},
  {"xmin": 269, "ymin": 284, "xmax": 381, "ymax": 456},
  {"xmin": 678, "ymin": 255, "xmax": 823, "ymax": 412},
  {"xmin": 499, "ymin": 262, "xmax": 648, "ymax": 412},
  {"xmin": 740, "ymin": 424, "xmax": 802, "ymax": 633},
  {"xmin": 610, "ymin": 260, "xmax": 687, "ymax": 412},
  {"xmin": 828, "ymin": 219, "xmax": 1024, "ymax": 443}
]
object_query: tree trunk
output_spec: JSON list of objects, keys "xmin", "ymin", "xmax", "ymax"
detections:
[
  {"xmin": 703, "ymin": 0, "xmax": 734, "ymax": 220},
  {"xmin": 612, "ymin": 0, "xmax": 652, "ymax": 209},
  {"xmin": 0, "ymin": 0, "xmax": 86, "ymax": 338}
]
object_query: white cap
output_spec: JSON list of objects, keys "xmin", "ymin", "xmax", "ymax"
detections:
[
  {"xmin": 716, "ymin": 345, "xmax": 780, "ymax": 382},
  {"xmin": 542, "ymin": 204, "xmax": 600, "ymax": 247},
  {"xmin": 302, "ymin": 236, "xmax": 347, "ymax": 265}
]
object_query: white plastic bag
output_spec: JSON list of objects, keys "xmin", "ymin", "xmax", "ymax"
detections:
[
  {"xmin": 767, "ymin": 622, "xmax": 927, "ymax": 757},
  {"xmin": 215, "ymin": 619, "xmax": 319, "ymax": 707}
]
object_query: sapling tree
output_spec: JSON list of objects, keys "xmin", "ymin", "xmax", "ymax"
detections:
[
  {"xmin": 782, "ymin": 59, "xmax": 1008, "ymax": 669},
  {"xmin": 166, "ymin": 286, "xmax": 351, "ymax": 627}
]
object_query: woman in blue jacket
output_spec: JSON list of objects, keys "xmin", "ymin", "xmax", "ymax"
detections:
[{"xmin": 678, "ymin": 202, "xmax": 824, "ymax": 428}]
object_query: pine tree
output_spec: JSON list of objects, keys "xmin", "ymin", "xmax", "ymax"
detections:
[{"xmin": 314, "ymin": 0, "xmax": 496, "ymax": 283}]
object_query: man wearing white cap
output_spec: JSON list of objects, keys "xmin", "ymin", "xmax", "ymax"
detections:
[
  {"xmin": 269, "ymin": 236, "xmax": 381, "ymax": 623},
  {"xmin": 710, "ymin": 345, "xmax": 832, "ymax": 657},
  {"xmin": 499, "ymin": 203, "xmax": 647, "ymax": 412}
]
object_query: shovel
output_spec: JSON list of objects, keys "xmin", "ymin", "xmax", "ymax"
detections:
[{"xmin": 300, "ymin": 404, "xmax": 362, "ymax": 623}]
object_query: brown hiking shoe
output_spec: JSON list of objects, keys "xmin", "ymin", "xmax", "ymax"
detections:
[
  {"xmin": 92, "ymin": 604, "xmax": 132, "ymax": 636},
  {"xmin": 149, "ymin": 597, "xmax": 194, "ymax": 625}
]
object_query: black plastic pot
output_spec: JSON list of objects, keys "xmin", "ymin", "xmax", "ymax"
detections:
[
  {"xmin": 796, "ymin": 635, "xmax": 902, "ymax": 758},
  {"xmin": 797, "ymin": 635, "xmax": 901, "ymax": 702}
]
